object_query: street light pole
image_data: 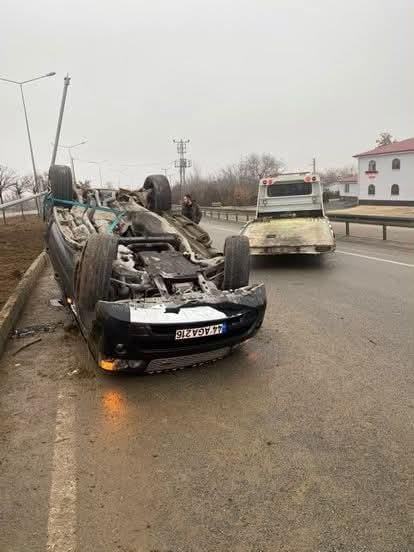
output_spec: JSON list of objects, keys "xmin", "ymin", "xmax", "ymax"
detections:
[
  {"xmin": 69, "ymin": 150, "xmax": 76, "ymax": 183},
  {"xmin": 74, "ymin": 158, "xmax": 107, "ymax": 187},
  {"xmin": 98, "ymin": 165, "xmax": 103, "ymax": 186},
  {"xmin": 19, "ymin": 84, "xmax": 39, "ymax": 190},
  {"xmin": 0, "ymin": 72, "xmax": 56, "ymax": 192},
  {"xmin": 54, "ymin": 141, "xmax": 87, "ymax": 186}
]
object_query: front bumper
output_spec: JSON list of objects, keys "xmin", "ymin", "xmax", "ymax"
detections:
[
  {"xmin": 88, "ymin": 284, "xmax": 266, "ymax": 372},
  {"xmin": 249, "ymin": 244, "xmax": 336, "ymax": 255}
]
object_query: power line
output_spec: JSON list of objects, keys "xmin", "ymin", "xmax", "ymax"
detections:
[{"xmin": 173, "ymin": 139, "xmax": 191, "ymax": 197}]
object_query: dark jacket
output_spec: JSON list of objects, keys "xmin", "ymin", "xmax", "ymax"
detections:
[{"xmin": 182, "ymin": 201, "xmax": 202, "ymax": 223}]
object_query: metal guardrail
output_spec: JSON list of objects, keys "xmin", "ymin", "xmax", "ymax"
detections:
[
  {"xmin": 0, "ymin": 191, "xmax": 47, "ymax": 221},
  {"xmin": 327, "ymin": 212, "xmax": 414, "ymax": 240},
  {"xmin": 201, "ymin": 206, "xmax": 255, "ymax": 223},
  {"xmin": 199, "ymin": 206, "xmax": 414, "ymax": 240},
  {"xmin": 0, "ymin": 191, "xmax": 47, "ymax": 211}
]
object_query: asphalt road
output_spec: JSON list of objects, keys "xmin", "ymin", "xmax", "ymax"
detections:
[{"xmin": 0, "ymin": 222, "xmax": 413, "ymax": 552}]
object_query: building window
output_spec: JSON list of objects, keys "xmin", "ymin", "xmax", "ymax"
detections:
[
  {"xmin": 391, "ymin": 184, "xmax": 399, "ymax": 196},
  {"xmin": 344, "ymin": 183, "xmax": 350, "ymax": 193},
  {"xmin": 392, "ymin": 158, "xmax": 400, "ymax": 170},
  {"xmin": 368, "ymin": 160, "xmax": 376, "ymax": 172},
  {"xmin": 368, "ymin": 184, "xmax": 375, "ymax": 195}
]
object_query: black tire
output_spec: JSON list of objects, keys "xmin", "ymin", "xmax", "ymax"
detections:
[
  {"xmin": 222, "ymin": 235, "xmax": 250, "ymax": 290},
  {"xmin": 77, "ymin": 234, "xmax": 118, "ymax": 317},
  {"xmin": 49, "ymin": 165, "xmax": 74, "ymax": 201},
  {"xmin": 143, "ymin": 174, "xmax": 172, "ymax": 212}
]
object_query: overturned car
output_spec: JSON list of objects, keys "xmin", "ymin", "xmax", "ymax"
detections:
[{"xmin": 45, "ymin": 165, "xmax": 266, "ymax": 373}]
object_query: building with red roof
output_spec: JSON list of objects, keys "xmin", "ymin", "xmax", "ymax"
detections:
[{"xmin": 353, "ymin": 138, "xmax": 414, "ymax": 205}]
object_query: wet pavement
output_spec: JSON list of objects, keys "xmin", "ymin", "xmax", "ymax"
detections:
[{"xmin": 0, "ymin": 225, "xmax": 413, "ymax": 552}]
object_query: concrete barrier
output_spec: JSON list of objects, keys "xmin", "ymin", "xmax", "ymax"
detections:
[{"xmin": 0, "ymin": 251, "xmax": 48, "ymax": 359}]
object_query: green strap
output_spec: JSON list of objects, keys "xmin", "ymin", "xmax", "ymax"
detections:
[
  {"xmin": 107, "ymin": 211, "xmax": 126, "ymax": 233},
  {"xmin": 45, "ymin": 194, "xmax": 126, "ymax": 233},
  {"xmin": 47, "ymin": 195, "xmax": 122, "ymax": 214}
]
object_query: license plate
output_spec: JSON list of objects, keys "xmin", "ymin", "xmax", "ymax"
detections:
[{"xmin": 175, "ymin": 323, "xmax": 226, "ymax": 340}]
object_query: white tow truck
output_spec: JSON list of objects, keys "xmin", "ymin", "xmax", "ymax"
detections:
[{"xmin": 241, "ymin": 172, "xmax": 336, "ymax": 255}]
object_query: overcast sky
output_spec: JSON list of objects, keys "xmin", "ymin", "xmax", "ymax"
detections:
[{"xmin": 1, "ymin": 0, "xmax": 413, "ymax": 186}]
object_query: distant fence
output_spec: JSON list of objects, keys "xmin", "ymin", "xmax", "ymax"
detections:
[{"xmin": 198, "ymin": 206, "xmax": 414, "ymax": 241}]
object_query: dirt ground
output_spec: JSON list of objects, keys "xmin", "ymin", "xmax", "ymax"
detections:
[
  {"xmin": 330, "ymin": 204, "xmax": 414, "ymax": 217},
  {"xmin": 0, "ymin": 215, "xmax": 45, "ymax": 309}
]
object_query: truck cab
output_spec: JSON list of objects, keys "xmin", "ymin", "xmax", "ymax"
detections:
[{"xmin": 241, "ymin": 172, "xmax": 336, "ymax": 255}]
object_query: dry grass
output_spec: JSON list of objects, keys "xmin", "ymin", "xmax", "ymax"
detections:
[
  {"xmin": 330, "ymin": 205, "xmax": 414, "ymax": 217},
  {"xmin": 0, "ymin": 215, "xmax": 45, "ymax": 309}
]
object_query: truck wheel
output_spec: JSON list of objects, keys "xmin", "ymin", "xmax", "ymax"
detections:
[
  {"xmin": 222, "ymin": 235, "xmax": 250, "ymax": 290},
  {"xmin": 77, "ymin": 234, "xmax": 118, "ymax": 318},
  {"xmin": 143, "ymin": 175, "xmax": 172, "ymax": 213},
  {"xmin": 49, "ymin": 165, "xmax": 74, "ymax": 202}
]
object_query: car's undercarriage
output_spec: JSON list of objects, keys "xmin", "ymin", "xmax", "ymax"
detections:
[
  {"xmin": 46, "ymin": 166, "xmax": 266, "ymax": 372},
  {"xmin": 53, "ymin": 186, "xmax": 228, "ymax": 304}
]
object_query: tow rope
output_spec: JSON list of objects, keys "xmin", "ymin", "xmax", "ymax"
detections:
[{"xmin": 44, "ymin": 194, "xmax": 126, "ymax": 233}]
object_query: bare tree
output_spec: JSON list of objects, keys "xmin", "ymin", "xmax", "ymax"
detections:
[
  {"xmin": 35, "ymin": 172, "xmax": 49, "ymax": 193},
  {"xmin": 20, "ymin": 174, "xmax": 35, "ymax": 192},
  {"xmin": 174, "ymin": 153, "xmax": 284, "ymax": 207},
  {"xmin": 9, "ymin": 177, "xmax": 33, "ymax": 219},
  {"xmin": 0, "ymin": 165, "xmax": 17, "ymax": 224},
  {"xmin": 320, "ymin": 168, "xmax": 339, "ymax": 187},
  {"xmin": 376, "ymin": 132, "xmax": 394, "ymax": 147},
  {"xmin": 320, "ymin": 166, "xmax": 357, "ymax": 188},
  {"xmin": 239, "ymin": 153, "xmax": 283, "ymax": 180},
  {"xmin": 18, "ymin": 174, "xmax": 46, "ymax": 216}
]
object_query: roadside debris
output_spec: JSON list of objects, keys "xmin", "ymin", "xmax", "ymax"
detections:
[
  {"xmin": 49, "ymin": 298, "xmax": 63, "ymax": 308},
  {"xmin": 67, "ymin": 368, "xmax": 80, "ymax": 377},
  {"xmin": 12, "ymin": 337, "xmax": 42, "ymax": 356},
  {"xmin": 11, "ymin": 321, "xmax": 63, "ymax": 339}
]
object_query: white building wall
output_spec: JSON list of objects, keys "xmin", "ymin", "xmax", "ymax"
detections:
[
  {"xmin": 358, "ymin": 152, "xmax": 414, "ymax": 202},
  {"xmin": 342, "ymin": 182, "xmax": 359, "ymax": 197},
  {"xmin": 328, "ymin": 182, "xmax": 359, "ymax": 196}
]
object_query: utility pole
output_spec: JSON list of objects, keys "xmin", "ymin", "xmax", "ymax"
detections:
[
  {"xmin": 312, "ymin": 157, "xmax": 316, "ymax": 174},
  {"xmin": 173, "ymin": 139, "xmax": 191, "ymax": 197}
]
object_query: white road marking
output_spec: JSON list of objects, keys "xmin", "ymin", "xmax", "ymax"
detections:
[
  {"xmin": 46, "ymin": 389, "xmax": 77, "ymax": 552},
  {"xmin": 336, "ymin": 250, "xmax": 414, "ymax": 268}
]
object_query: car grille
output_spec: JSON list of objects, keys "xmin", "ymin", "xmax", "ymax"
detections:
[
  {"xmin": 146, "ymin": 347, "xmax": 231, "ymax": 372},
  {"xmin": 128, "ymin": 312, "xmax": 256, "ymax": 344}
]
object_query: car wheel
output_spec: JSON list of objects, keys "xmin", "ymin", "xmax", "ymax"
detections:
[
  {"xmin": 222, "ymin": 235, "xmax": 250, "ymax": 290},
  {"xmin": 143, "ymin": 174, "xmax": 172, "ymax": 213},
  {"xmin": 77, "ymin": 234, "xmax": 118, "ymax": 321},
  {"xmin": 49, "ymin": 165, "xmax": 74, "ymax": 201}
]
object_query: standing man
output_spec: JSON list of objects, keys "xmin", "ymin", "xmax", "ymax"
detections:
[{"xmin": 182, "ymin": 194, "xmax": 202, "ymax": 223}]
